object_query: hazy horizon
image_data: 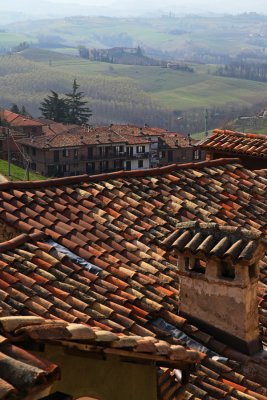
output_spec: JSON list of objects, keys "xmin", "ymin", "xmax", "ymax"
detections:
[{"xmin": 1, "ymin": 0, "xmax": 267, "ymax": 20}]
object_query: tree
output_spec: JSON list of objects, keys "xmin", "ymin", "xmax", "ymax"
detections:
[
  {"xmin": 65, "ymin": 79, "xmax": 92, "ymax": 125},
  {"xmin": 10, "ymin": 104, "xmax": 20, "ymax": 114},
  {"xmin": 39, "ymin": 90, "xmax": 69, "ymax": 122},
  {"xmin": 20, "ymin": 105, "xmax": 31, "ymax": 117}
]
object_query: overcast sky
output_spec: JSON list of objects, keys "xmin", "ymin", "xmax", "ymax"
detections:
[
  {"xmin": 1, "ymin": 0, "xmax": 267, "ymax": 18},
  {"xmin": 48, "ymin": 0, "xmax": 267, "ymax": 14}
]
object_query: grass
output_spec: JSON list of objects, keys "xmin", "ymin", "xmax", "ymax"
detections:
[
  {"xmin": 0, "ymin": 32, "xmax": 35, "ymax": 48},
  {"xmin": 46, "ymin": 56, "xmax": 267, "ymax": 110},
  {"xmin": 6, "ymin": 14, "xmax": 267, "ymax": 57},
  {"xmin": 0, "ymin": 160, "xmax": 46, "ymax": 181}
]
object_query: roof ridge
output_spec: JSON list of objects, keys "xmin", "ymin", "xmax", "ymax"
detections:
[
  {"xmin": 175, "ymin": 221, "xmax": 264, "ymax": 239},
  {"xmin": 213, "ymin": 129, "xmax": 267, "ymax": 140},
  {"xmin": 0, "ymin": 158, "xmax": 242, "ymax": 190}
]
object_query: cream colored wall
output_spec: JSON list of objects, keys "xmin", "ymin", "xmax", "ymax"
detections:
[{"xmin": 43, "ymin": 345, "xmax": 158, "ymax": 400}]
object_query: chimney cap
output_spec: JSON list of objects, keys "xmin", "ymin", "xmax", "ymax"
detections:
[{"xmin": 162, "ymin": 222, "xmax": 266, "ymax": 266}]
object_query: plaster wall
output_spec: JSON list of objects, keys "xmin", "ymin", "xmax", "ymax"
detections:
[
  {"xmin": 130, "ymin": 159, "xmax": 150, "ymax": 170},
  {"xmin": 180, "ymin": 275, "xmax": 259, "ymax": 343},
  {"xmin": 43, "ymin": 345, "xmax": 158, "ymax": 400}
]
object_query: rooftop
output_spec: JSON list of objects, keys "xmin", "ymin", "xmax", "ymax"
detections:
[
  {"xmin": 163, "ymin": 222, "xmax": 266, "ymax": 265},
  {"xmin": 0, "ymin": 333, "xmax": 59, "ymax": 399},
  {"xmin": 199, "ymin": 129, "xmax": 267, "ymax": 159},
  {"xmin": 18, "ymin": 125, "xmax": 150, "ymax": 149},
  {"xmin": 0, "ymin": 110, "xmax": 44, "ymax": 128},
  {"xmin": 0, "ymin": 158, "xmax": 266, "ymax": 399}
]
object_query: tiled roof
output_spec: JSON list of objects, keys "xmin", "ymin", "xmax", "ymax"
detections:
[
  {"xmin": 199, "ymin": 129, "xmax": 267, "ymax": 158},
  {"xmin": 0, "ymin": 110, "xmax": 44, "ymax": 128},
  {"xmin": 0, "ymin": 316, "xmax": 200, "ymax": 368},
  {"xmin": 18, "ymin": 126, "xmax": 150, "ymax": 148},
  {"xmin": 0, "ymin": 159, "xmax": 266, "ymax": 398},
  {"xmin": 0, "ymin": 333, "xmax": 59, "ymax": 399},
  {"xmin": 159, "ymin": 133, "xmax": 193, "ymax": 149},
  {"xmin": 163, "ymin": 222, "xmax": 267, "ymax": 265},
  {"xmin": 42, "ymin": 123, "xmax": 77, "ymax": 136},
  {"xmin": 110, "ymin": 124, "xmax": 167, "ymax": 137}
]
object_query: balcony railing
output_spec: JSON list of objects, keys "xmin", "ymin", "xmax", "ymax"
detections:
[{"xmin": 89, "ymin": 152, "xmax": 150, "ymax": 160}]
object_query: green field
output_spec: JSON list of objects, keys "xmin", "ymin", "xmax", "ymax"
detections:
[
  {"xmin": 33, "ymin": 53, "xmax": 267, "ymax": 111},
  {"xmin": 0, "ymin": 160, "xmax": 45, "ymax": 181},
  {"xmin": 1, "ymin": 50, "xmax": 267, "ymax": 130},
  {"xmin": 5, "ymin": 14, "xmax": 267, "ymax": 58},
  {"xmin": 0, "ymin": 32, "xmax": 36, "ymax": 48}
]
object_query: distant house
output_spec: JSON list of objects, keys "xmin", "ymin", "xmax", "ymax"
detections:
[
  {"xmin": 0, "ymin": 109, "xmax": 44, "ymax": 136},
  {"xmin": 198, "ymin": 129, "xmax": 267, "ymax": 170},
  {"xmin": 0, "ymin": 109, "xmax": 44, "ymax": 164},
  {"xmin": 18, "ymin": 125, "xmax": 151, "ymax": 177},
  {"xmin": 159, "ymin": 132, "xmax": 203, "ymax": 165},
  {"xmin": 88, "ymin": 47, "xmax": 159, "ymax": 66}
]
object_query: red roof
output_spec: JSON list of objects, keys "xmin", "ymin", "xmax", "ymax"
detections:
[
  {"xmin": 0, "ymin": 333, "xmax": 59, "ymax": 399},
  {"xmin": 0, "ymin": 159, "xmax": 266, "ymax": 399},
  {"xmin": 199, "ymin": 129, "xmax": 267, "ymax": 158},
  {"xmin": 19, "ymin": 126, "xmax": 150, "ymax": 148},
  {"xmin": 1, "ymin": 110, "xmax": 44, "ymax": 128}
]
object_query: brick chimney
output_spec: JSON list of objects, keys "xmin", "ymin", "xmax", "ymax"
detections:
[{"xmin": 163, "ymin": 222, "xmax": 266, "ymax": 355}]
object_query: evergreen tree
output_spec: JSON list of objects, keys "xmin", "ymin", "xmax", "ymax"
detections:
[
  {"xmin": 10, "ymin": 104, "xmax": 20, "ymax": 114},
  {"xmin": 39, "ymin": 91, "xmax": 69, "ymax": 122},
  {"xmin": 65, "ymin": 79, "xmax": 92, "ymax": 125},
  {"xmin": 20, "ymin": 105, "xmax": 31, "ymax": 117}
]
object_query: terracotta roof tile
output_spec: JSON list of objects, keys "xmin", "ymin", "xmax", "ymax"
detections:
[
  {"xmin": 200, "ymin": 129, "xmax": 267, "ymax": 158},
  {"xmin": 0, "ymin": 159, "xmax": 265, "ymax": 398}
]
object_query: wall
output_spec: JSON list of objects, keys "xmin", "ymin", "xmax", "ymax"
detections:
[
  {"xmin": 179, "ymin": 258, "xmax": 261, "ymax": 354},
  {"xmin": 129, "ymin": 158, "xmax": 150, "ymax": 170},
  {"xmin": 42, "ymin": 345, "xmax": 158, "ymax": 400},
  {"xmin": 206, "ymin": 151, "xmax": 266, "ymax": 170}
]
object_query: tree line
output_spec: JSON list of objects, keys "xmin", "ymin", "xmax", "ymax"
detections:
[{"xmin": 215, "ymin": 61, "xmax": 267, "ymax": 83}]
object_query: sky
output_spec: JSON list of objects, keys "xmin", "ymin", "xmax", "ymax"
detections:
[
  {"xmin": 46, "ymin": 0, "xmax": 267, "ymax": 14},
  {"xmin": 0, "ymin": 0, "xmax": 267, "ymax": 18}
]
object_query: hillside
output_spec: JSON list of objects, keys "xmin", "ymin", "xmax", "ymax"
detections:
[
  {"xmin": 4, "ymin": 14, "xmax": 267, "ymax": 61},
  {"xmin": 0, "ymin": 51, "xmax": 267, "ymax": 132}
]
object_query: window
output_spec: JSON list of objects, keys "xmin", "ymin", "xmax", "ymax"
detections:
[
  {"xmin": 161, "ymin": 151, "xmax": 166, "ymax": 158},
  {"xmin": 221, "ymin": 262, "xmax": 235, "ymax": 280},
  {"xmin": 138, "ymin": 159, "xmax": 144, "ymax": 168},
  {"xmin": 194, "ymin": 149, "xmax": 201, "ymax": 160},
  {"xmin": 54, "ymin": 150, "xmax": 59, "ymax": 162},
  {"xmin": 74, "ymin": 149, "xmax": 78, "ymax": 159},
  {"xmin": 32, "ymin": 147, "xmax": 36, "ymax": 156},
  {"xmin": 47, "ymin": 165, "xmax": 55, "ymax": 176},
  {"xmin": 126, "ymin": 161, "xmax": 131, "ymax": 170},
  {"xmin": 105, "ymin": 146, "xmax": 109, "ymax": 156},
  {"xmin": 63, "ymin": 149, "xmax": 70, "ymax": 157},
  {"xmin": 88, "ymin": 147, "xmax": 93, "ymax": 158},
  {"xmin": 86, "ymin": 162, "xmax": 95, "ymax": 174},
  {"xmin": 114, "ymin": 145, "xmax": 124, "ymax": 154},
  {"xmin": 168, "ymin": 150, "xmax": 173, "ymax": 162},
  {"xmin": 136, "ymin": 145, "xmax": 145, "ymax": 153}
]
